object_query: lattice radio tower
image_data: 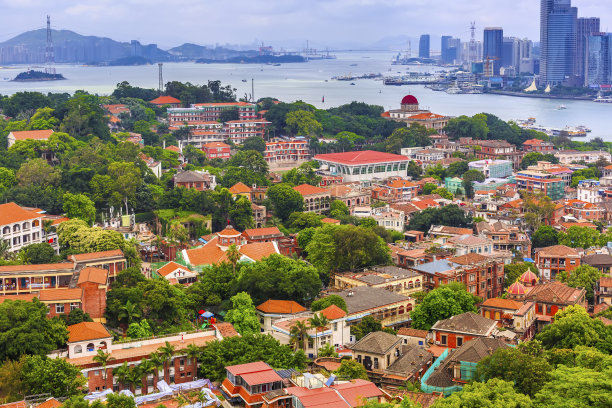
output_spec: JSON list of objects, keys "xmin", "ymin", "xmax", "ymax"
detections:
[
  {"xmin": 468, "ymin": 21, "xmax": 478, "ymax": 64},
  {"xmin": 45, "ymin": 15, "xmax": 56, "ymax": 75},
  {"xmin": 158, "ymin": 63, "xmax": 163, "ymax": 93}
]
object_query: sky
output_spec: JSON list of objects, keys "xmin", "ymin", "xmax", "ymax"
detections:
[{"xmin": 0, "ymin": 0, "xmax": 610, "ymax": 50}]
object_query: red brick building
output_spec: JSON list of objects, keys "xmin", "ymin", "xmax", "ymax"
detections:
[
  {"xmin": 430, "ymin": 312, "xmax": 498, "ymax": 349},
  {"xmin": 242, "ymin": 227, "xmax": 284, "ymax": 243},
  {"xmin": 221, "ymin": 361, "xmax": 284, "ymax": 406},
  {"xmin": 202, "ymin": 142, "xmax": 231, "ymax": 160},
  {"xmin": 522, "ymin": 139, "xmax": 555, "ymax": 153},
  {"xmin": 534, "ymin": 245, "xmax": 581, "ymax": 281},
  {"xmin": 70, "ymin": 249, "xmax": 127, "ymax": 281},
  {"xmin": 472, "ymin": 140, "xmax": 523, "ymax": 170},
  {"xmin": 524, "ymin": 281, "xmax": 587, "ymax": 330}
]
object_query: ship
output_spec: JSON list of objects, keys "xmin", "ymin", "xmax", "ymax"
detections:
[
  {"xmin": 515, "ymin": 118, "xmax": 590, "ymax": 137},
  {"xmin": 593, "ymin": 94, "xmax": 612, "ymax": 103}
]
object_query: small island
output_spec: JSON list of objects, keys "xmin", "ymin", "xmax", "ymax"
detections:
[{"xmin": 12, "ymin": 70, "xmax": 65, "ymax": 82}]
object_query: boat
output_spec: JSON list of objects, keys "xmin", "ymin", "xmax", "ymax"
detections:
[
  {"xmin": 241, "ymin": 79, "xmax": 247, "ymax": 82},
  {"xmin": 350, "ymin": 82, "xmax": 356, "ymax": 85},
  {"xmin": 350, "ymin": 64, "xmax": 358, "ymax": 67},
  {"xmin": 446, "ymin": 86, "xmax": 462, "ymax": 94},
  {"xmin": 593, "ymin": 94, "xmax": 612, "ymax": 103},
  {"xmin": 556, "ymin": 104, "xmax": 567, "ymax": 110}
]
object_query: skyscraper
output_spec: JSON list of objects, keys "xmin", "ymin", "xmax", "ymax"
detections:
[
  {"xmin": 484, "ymin": 27, "xmax": 503, "ymax": 75},
  {"xmin": 441, "ymin": 36, "xmax": 452, "ymax": 64},
  {"xmin": 576, "ymin": 17, "xmax": 600, "ymax": 81},
  {"xmin": 586, "ymin": 33, "xmax": 612, "ymax": 87},
  {"xmin": 419, "ymin": 35, "xmax": 430, "ymax": 59},
  {"xmin": 540, "ymin": 0, "xmax": 578, "ymax": 85}
]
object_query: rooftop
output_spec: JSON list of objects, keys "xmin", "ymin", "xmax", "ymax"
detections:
[
  {"xmin": 256, "ymin": 299, "xmax": 307, "ymax": 315},
  {"xmin": 430, "ymin": 312, "xmax": 497, "ymax": 336},
  {"xmin": 293, "ymin": 184, "xmax": 329, "ymax": 196},
  {"xmin": 0, "ymin": 202, "xmax": 41, "ymax": 225},
  {"xmin": 77, "ymin": 267, "xmax": 108, "ymax": 285},
  {"xmin": 314, "ymin": 150, "xmax": 409, "ymax": 166},
  {"xmin": 350, "ymin": 331, "xmax": 401, "ymax": 355},
  {"xmin": 9, "ymin": 129, "xmax": 54, "ymax": 141},
  {"xmin": 67, "ymin": 322, "xmax": 111, "ymax": 343},
  {"xmin": 149, "ymin": 96, "xmax": 181, "ymax": 105},
  {"xmin": 337, "ymin": 286, "xmax": 412, "ymax": 315},
  {"xmin": 71, "ymin": 249, "xmax": 124, "ymax": 262},
  {"xmin": 535, "ymin": 245, "xmax": 580, "ymax": 257},
  {"xmin": 525, "ymin": 282, "xmax": 585, "ymax": 305}
]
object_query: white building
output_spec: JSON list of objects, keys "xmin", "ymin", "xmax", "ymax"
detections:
[
  {"xmin": 314, "ymin": 150, "xmax": 410, "ymax": 183},
  {"xmin": 576, "ymin": 180, "xmax": 604, "ymax": 204},
  {"xmin": 0, "ymin": 202, "xmax": 45, "ymax": 253},
  {"xmin": 372, "ymin": 206, "xmax": 405, "ymax": 233},
  {"xmin": 554, "ymin": 150, "xmax": 611, "ymax": 165}
]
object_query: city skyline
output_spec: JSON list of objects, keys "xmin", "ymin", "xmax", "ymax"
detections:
[{"xmin": 0, "ymin": 0, "xmax": 610, "ymax": 49}]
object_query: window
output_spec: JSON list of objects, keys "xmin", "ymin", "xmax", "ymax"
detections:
[
  {"xmin": 74, "ymin": 345, "xmax": 83, "ymax": 354},
  {"xmin": 457, "ymin": 337, "xmax": 463, "ymax": 347},
  {"xmin": 56, "ymin": 304, "xmax": 64, "ymax": 314},
  {"xmin": 70, "ymin": 302, "xmax": 79, "ymax": 311},
  {"xmin": 440, "ymin": 335, "xmax": 447, "ymax": 345}
]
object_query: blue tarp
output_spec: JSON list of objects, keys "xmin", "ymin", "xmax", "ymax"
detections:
[{"xmin": 523, "ymin": 257, "xmax": 534, "ymax": 263}]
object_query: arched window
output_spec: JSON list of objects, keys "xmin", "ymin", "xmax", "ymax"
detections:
[
  {"xmin": 74, "ymin": 345, "xmax": 83, "ymax": 354},
  {"xmin": 406, "ymin": 304, "xmax": 413, "ymax": 312},
  {"xmin": 22, "ymin": 222, "xmax": 30, "ymax": 230},
  {"xmin": 99, "ymin": 341, "xmax": 108, "ymax": 350},
  {"xmin": 398, "ymin": 306, "xmax": 405, "ymax": 315},
  {"xmin": 86, "ymin": 343, "xmax": 95, "ymax": 352},
  {"xmin": 2, "ymin": 227, "xmax": 9, "ymax": 235},
  {"xmin": 33, "ymin": 220, "xmax": 40, "ymax": 227},
  {"xmin": 12, "ymin": 224, "xmax": 20, "ymax": 232}
]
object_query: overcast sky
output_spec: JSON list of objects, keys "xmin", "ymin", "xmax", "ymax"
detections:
[{"xmin": 0, "ymin": 0, "xmax": 610, "ymax": 49}]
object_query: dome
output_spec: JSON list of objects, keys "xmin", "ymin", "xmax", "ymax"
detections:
[
  {"xmin": 519, "ymin": 270, "xmax": 539, "ymax": 286},
  {"xmin": 401, "ymin": 95, "xmax": 419, "ymax": 105},
  {"xmin": 507, "ymin": 281, "xmax": 527, "ymax": 296}
]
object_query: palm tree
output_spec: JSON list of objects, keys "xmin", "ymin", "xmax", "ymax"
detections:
[
  {"xmin": 157, "ymin": 341, "xmax": 176, "ymax": 384},
  {"xmin": 93, "ymin": 350, "xmax": 115, "ymax": 383},
  {"xmin": 289, "ymin": 320, "xmax": 311, "ymax": 352},
  {"xmin": 149, "ymin": 353, "xmax": 165, "ymax": 388},
  {"xmin": 185, "ymin": 344, "xmax": 201, "ymax": 380},
  {"xmin": 0, "ymin": 239, "xmax": 11, "ymax": 260},
  {"xmin": 225, "ymin": 244, "xmax": 241, "ymax": 275},
  {"xmin": 127, "ymin": 365, "xmax": 143, "ymax": 394},
  {"xmin": 138, "ymin": 359, "xmax": 156, "ymax": 395},
  {"xmin": 113, "ymin": 362, "xmax": 131, "ymax": 391},
  {"xmin": 118, "ymin": 300, "xmax": 141, "ymax": 326},
  {"xmin": 308, "ymin": 313, "xmax": 330, "ymax": 358}
]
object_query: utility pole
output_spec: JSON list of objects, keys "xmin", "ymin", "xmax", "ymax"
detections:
[
  {"xmin": 251, "ymin": 78, "xmax": 255, "ymax": 103},
  {"xmin": 45, "ymin": 15, "xmax": 56, "ymax": 75},
  {"xmin": 158, "ymin": 63, "xmax": 163, "ymax": 93}
]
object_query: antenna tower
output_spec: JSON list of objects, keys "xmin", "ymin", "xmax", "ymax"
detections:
[
  {"xmin": 45, "ymin": 15, "xmax": 56, "ymax": 75},
  {"xmin": 469, "ymin": 21, "xmax": 477, "ymax": 64},
  {"xmin": 158, "ymin": 63, "xmax": 163, "ymax": 93}
]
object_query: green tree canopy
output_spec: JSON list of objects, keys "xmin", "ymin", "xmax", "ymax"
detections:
[
  {"xmin": 433, "ymin": 378, "xmax": 533, "ymax": 408},
  {"xmin": 63, "ymin": 192, "xmax": 96, "ymax": 226},
  {"xmin": 557, "ymin": 265, "xmax": 602, "ymax": 301},
  {"xmin": 224, "ymin": 292, "xmax": 261, "ymax": 336},
  {"xmin": 410, "ymin": 284, "xmax": 481, "ymax": 330},
  {"xmin": 407, "ymin": 205, "xmax": 472, "ymax": 232},
  {"xmin": 334, "ymin": 359, "xmax": 369, "ymax": 381},
  {"xmin": 532, "ymin": 365, "xmax": 612, "ymax": 408},
  {"xmin": 311, "ymin": 295, "xmax": 348, "ymax": 313},
  {"xmin": 21, "ymin": 242, "xmax": 56, "ymax": 264},
  {"xmin": 21, "ymin": 355, "xmax": 85, "ymax": 398},
  {"xmin": 532, "ymin": 225, "xmax": 559, "ymax": 249},
  {"xmin": 267, "ymin": 183, "xmax": 304, "ymax": 221}
]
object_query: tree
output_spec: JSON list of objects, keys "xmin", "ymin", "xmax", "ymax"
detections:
[
  {"xmin": 444, "ymin": 114, "xmax": 490, "ymax": 141},
  {"xmin": 198, "ymin": 334, "xmax": 306, "ymax": 382},
  {"xmin": 558, "ymin": 226, "xmax": 601, "ymax": 249},
  {"xmin": 285, "ymin": 110, "xmax": 322, "ymax": 136},
  {"xmin": 532, "ymin": 365, "xmax": 612, "ymax": 408},
  {"xmin": 126, "ymin": 320, "xmax": 153, "ymax": 339},
  {"xmin": 557, "ymin": 265, "xmax": 602, "ymax": 302},
  {"xmin": 106, "ymin": 393, "xmax": 137, "ymax": 408},
  {"xmin": 235, "ymin": 255, "xmax": 322, "ymax": 305},
  {"xmin": 334, "ymin": 359, "xmax": 369, "ymax": 381},
  {"xmin": 532, "ymin": 225, "xmax": 559, "ymax": 249},
  {"xmin": 476, "ymin": 347, "xmax": 553, "ymax": 397},
  {"xmin": 107, "ymin": 162, "xmax": 141, "ymax": 213},
  {"xmin": 0, "ymin": 299, "xmax": 68, "ymax": 361},
  {"xmin": 536, "ymin": 305, "xmax": 612, "ymax": 353},
  {"xmin": 65, "ymin": 308, "xmax": 93, "ymax": 325},
  {"xmin": 218, "ymin": 107, "xmax": 239, "ymax": 122},
  {"xmin": 410, "ymin": 284, "xmax": 480, "ymax": 330},
  {"xmin": 0, "ymin": 167, "xmax": 16, "ymax": 194},
  {"xmin": 224, "ymin": 292, "xmax": 261, "ymax": 336},
  {"xmin": 0, "ymin": 357, "xmax": 25, "ymax": 403},
  {"xmin": 288, "ymin": 212, "xmax": 323, "ymax": 230},
  {"xmin": 185, "ymin": 344, "xmax": 202, "ymax": 379},
  {"xmin": 318, "ymin": 343, "xmax": 338, "ymax": 358},
  {"xmin": 422, "ymin": 183, "xmax": 437, "ymax": 195},
  {"xmin": 93, "ymin": 350, "xmax": 115, "ymax": 381},
  {"xmin": 282, "ymin": 162, "xmax": 322, "ymax": 187},
  {"xmin": 148, "ymin": 353, "xmax": 165, "ymax": 388},
  {"xmin": 433, "ymin": 378, "xmax": 532, "ymax": 408},
  {"xmin": 16, "ymin": 158, "xmax": 61, "ymax": 188},
  {"xmin": 157, "ymin": 341, "xmax": 176, "ymax": 384},
  {"xmin": 229, "ymin": 196, "xmax": 254, "ymax": 231},
  {"xmin": 306, "ymin": 224, "xmax": 391, "ymax": 284},
  {"xmin": 432, "ymin": 188, "xmax": 453, "ymax": 200},
  {"xmin": 350, "ymin": 316, "xmax": 395, "ymax": 341},
  {"xmin": 308, "ymin": 313, "xmax": 330, "ymax": 357},
  {"xmin": 241, "ymin": 136, "xmax": 266, "ymax": 153},
  {"xmin": 311, "ymin": 295, "xmax": 348, "ymax": 313},
  {"xmin": 523, "ymin": 193, "xmax": 557, "ymax": 231},
  {"xmin": 267, "ymin": 183, "xmax": 304, "ymax": 221},
  {"xmin": 118, "ymin": 300, "xmax": 142, "ymax": 326},
  {"xmin": 62, "ymin": 192, "xmax": 96, "ymax": 226},
  {"xmin": 21, "ymin": 355, "xmax": 85, "ymax": 397},
  {"xmin": 407, "ymin": 205, "xmax": 472, "ymax": 232},
  {"xmin": 21, "ymin": 242, "xmax": 56, "ymax": 264},
  {"xmin": 447, "ymin": 160, "xmax": 469, "ymax": 177},
  {"xmin": 225, "ymin": 244, "xmax": 241, "ymax": 275},
  {"xmin": 289, "ymin": 320, "xmax": 311, "ymax": 351},
  {"xmin": 407, "ymin": 161, "xmax": 422, "ymax": 180}
]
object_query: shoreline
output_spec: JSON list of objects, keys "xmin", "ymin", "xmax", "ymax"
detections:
[{"xmin": 485, "ymin": 90, "xmax": 594, "ymax": 101}]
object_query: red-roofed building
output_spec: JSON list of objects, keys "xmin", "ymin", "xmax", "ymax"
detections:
[
  {"xmin": 523, "ymin": 139, "xmax": 555, "ymax": 153},
  {"xmin": 479, "ymin": 298, "xmax": 536, "ymax": 340},
  {"xmin": 202, "ymin": 141, "xmax": 231, "ymax": 160},
  {"xmin": 534, "ymin": 245, "xmax": 581, "ymax": 280},
  {"xmin": 243, "ymin": 227, "xmax": 284, "ymax": 243},
  {"xmin": 314, "ymin": 150, "xmax": 410, "ymax": 183},
  {"xmin": 222, "ymin": 361, "xmax": 284, "ymax": 407},
  {"xmin": 155, "ymin": 262, "xmax": 197, "ymax": 285},
  {"xmin": 0, "ymin": 202, "xmax": 46, "ymax": 253},
  {"xmin": 70, "ymin": 249, "xmax": 126, "ymax": 281},
  {"xmin": 149, "ymin": 96, "xmax": 181, "ymax": 108},
  {"xmin": 525, "ymin": 281, "xmax": 586, "ymax": 330},
  {"xmin": 382, "ymin": 95, "xmax": 450, "ymax": 131},
  {"xmin": 293, "ymin": 184, "xmax": 331, "ymax": 214},
  {"xmin": 7, "ymin": 129, "xmax": 54, "ymax": 148},
  {"xmin": 264, "ymin": 137, "xmax": 310, "ymax": 168}
]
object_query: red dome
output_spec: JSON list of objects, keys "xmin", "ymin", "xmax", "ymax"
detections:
[
  {"xmin": 519, "ymin": 270, "xmax": 539, "ymax": 285},
  {"xmin": 507, "ymin": 281, "xmax": 527, "ymax": 296},
  {"xmin": 401, "ymin": 95, "xmax": 419, "ymax": 105}
]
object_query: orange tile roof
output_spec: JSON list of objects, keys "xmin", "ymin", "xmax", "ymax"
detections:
[
  {"xmin": 397, "ymin": 328, "xmax": 428, "ymax": 338},
  {"xmin": 407, "ymin": 112, "xmax": 446, "ymax": 120},
  {"xmin": 9, "ymin": 129, "xmax": 54, "ymax": 141},
  {"xmin": 36, "ymin": 399, "xmax": 61, "ymax": 408},
  {"xmin": 0, "ymin": 402, "xmax": 26, "ymax": 408},
  {"xmin": 156, "ymin": 261, "xmax": 194, "ymax": 278},
  {"xmin": 150, "ymin": 96, "xmax": 181, "ymax": 105},
  {"xmin": 387, "ymin": 179, "xmax": 418, "ymax": 188},
  {"xmin": 229, "ymin": 182, "xmax": 252, "ymax": 194},
  {"xmin": 38, "ymin": 288, "xmax": 82, "ymax": 302},
  {"xmin": 243, "ymin": 226, "xmax": 283, "ymax": 238},
  {"xmin": 77, "ymin": 267, "xmax": 108, "ymax": 285},
  {"xmin": 0, "ymin": 294, "xmax": 38, "ymax": 304},
  {"xmin": 165, "ymin": 145, "xmax": 181, "ymax": 152},
  {"xmin": 203, "ymin": 141, "xmax": 230, "ymax": 149},
  {"xmin": 67, "ymin": 322, "xmax": 111, "ymax": 343},
  {"xmin": 451, "ymin": 253, "xmax": 489, "ymax": 265},
  {"xmin": 319, "ymin": 304, "xmax": 347, "ymax": 320},
  {"xmin": 71, "ymin": 249, "xmax": 124, "ymax": 262},
  {"xmin": 256, "ymin": 299, "xmax": 307, "ymax": 314},
  {"xmin": 293, "ymin": 184, "xmax": 329, "ymax": 196},
  {"xmin": 481, "ymin": 298, "xmax": 523, "ymax": 310},
  {"xmin": 184, "ymin": 238, "xmax": 227, "ymax": 266},
  {"xmin": 0, "ymin": 263, "xmax": 74, "ymax": 273},
  {"xmin": 0, "ymin": 202, "xmax": 41, "ymax": 225},
  {"xmin": 239, "ymin": 242, "xmax": 278, "ymax": 261},
  {"xmin": 536, "ymin": 245, "xmax": 580, "ymax": 257},
  {"xmin": 321, "ymin": 218, "xmax": 341, "ymax": 224},
  {"xmin": 213, "ymin": 322, "xmax": 240, "ymax": 338}
]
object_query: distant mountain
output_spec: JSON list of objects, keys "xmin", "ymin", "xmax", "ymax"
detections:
[
  {"xmin": 0, "ymin": 29, "xmax": 172, "ymax": 65},
  {"xmin": 168, "ymin": 43, "xmax": 258, "ymax": 60}
]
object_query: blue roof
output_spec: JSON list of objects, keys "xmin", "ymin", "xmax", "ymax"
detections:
[{"xmin": 412, "ymin": 259, "xmax": 459, "ymax": 275}]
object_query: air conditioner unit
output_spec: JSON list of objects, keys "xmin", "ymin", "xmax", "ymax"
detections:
[{"xmin": 435, "ymin": 341, "xmax": 440, "ymax": 345}]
